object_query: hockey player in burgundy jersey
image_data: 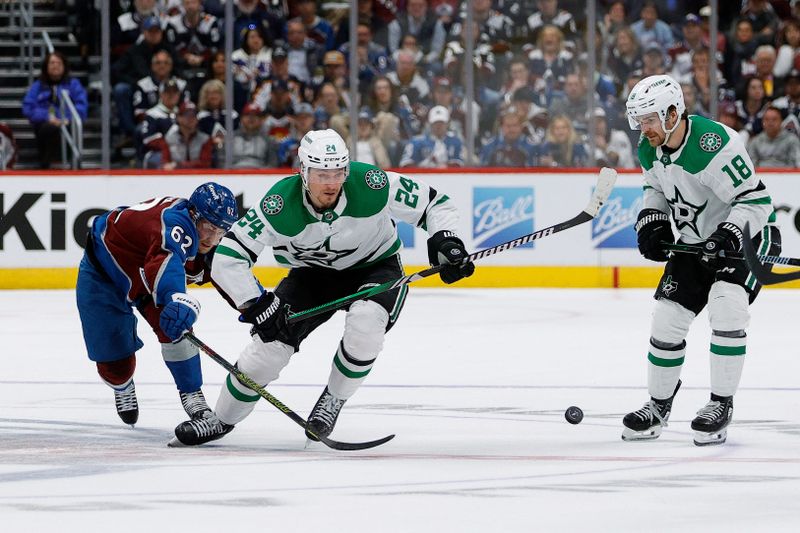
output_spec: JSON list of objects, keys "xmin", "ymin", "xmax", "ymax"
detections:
[{"xmin": 76, "ymin": 182, "xmax": 238, "ymax": 429}]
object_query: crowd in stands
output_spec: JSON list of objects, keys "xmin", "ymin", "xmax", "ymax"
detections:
[{"xmin": 15, "ymin": 0, "xmax": 800, "ymax": 169}]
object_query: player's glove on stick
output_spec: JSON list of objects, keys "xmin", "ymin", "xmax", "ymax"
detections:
[
  {"xmin": 160, "ymin": 293, "xmax": 201, "ymax": 341},
  {"xmin": 701, "ymin": 222, "xmax": 744, "ymax": 271},
  {"xmin": 239, "ymin": 291, "xmax": 287, "ymax": 342},
  {"xmin": 635, "ymin": 209, "xmax": 674, "ymax": 262},
  {"xmin": 427, "ymin": 230, "xmax": 475, "ymax": 284}
]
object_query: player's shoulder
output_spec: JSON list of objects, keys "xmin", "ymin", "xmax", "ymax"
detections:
[
  {"xmin": 255, "ymin": 175, "xmax": 311, "ymax": 236},
  {"xmin": 674, "ymin": 115, "xmax": 739, "ymax": 174},
  {"xmin": 161, "ymin": 198, "xmax": 195, "ymax": 228},
  {"xmin": 342, "ymin": 161, "xmax": 391, "ymax": 217}
]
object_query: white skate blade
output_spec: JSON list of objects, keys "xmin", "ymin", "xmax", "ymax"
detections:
[
  {"xmin": 621, "ymin": 425, "xmax": 663, "ymax": 441},
  {"xmin": 693, "ymin": 429, "xmax": 727, "ymax": 446}
]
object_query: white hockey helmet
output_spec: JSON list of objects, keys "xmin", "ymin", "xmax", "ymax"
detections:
[
  {"xmin": 297, "ymin": 128, "xmax": 350, "ymax": 187},
  {"xmin": 626, "ymin": 74, "xmax": 686, "ymax": 133}
]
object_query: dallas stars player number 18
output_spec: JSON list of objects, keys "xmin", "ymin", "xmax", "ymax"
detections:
[
  {"xmin": 622, "ymin": 74, "xmax": 781, "ymax": 446},
  {"xmin": 172, "ymin": 129, "xmax": 475, "ymax": 446}
]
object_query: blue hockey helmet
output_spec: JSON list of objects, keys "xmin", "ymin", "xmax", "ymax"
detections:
[{"xmin": 189, "ymin": 182, "xmax": 238, "ymax": 231}]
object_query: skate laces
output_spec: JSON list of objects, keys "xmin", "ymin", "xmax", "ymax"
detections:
[
  {"xmin": 114, "ymin": 383, "xmax": 138, "ymax": 412},
  {"xmin": 634, "ymin": 400, "xmax": 669, "ymax": 428},
  {"xmin": 311, "ymin": 393, "xmax": 344, "ymax": 426},
  {"xmin": 695, "ymin": 401, "xmax": 722, "ymax": 421},
  {"xmin": 180, "ymin": 390, "xmax": 210, "ymax": 418},
  {"xmin": 188, "ymin": 411, "xmax": 223, "ymax": 438}
]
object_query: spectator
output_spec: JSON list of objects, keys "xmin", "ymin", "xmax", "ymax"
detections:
[
  {"xmin": 111, "ymin": 0, "xmax": 160, "ymax": 58},
  {"xmin": 774, "ymin": 19, "xmax": 800, "ymax": 79},
  {"xmin": 736, "ymin": 76, "xmax": 770, "ymax": 143},
  {"xmin": 334, "ymin": 0, "xmax": 391, "ymax": 50},
  {"xmin": 0, "ymin": 122, "xmax": 17, "ymax": 169},
  {"xmin": 539, "ymin": 114, "xmax": 589, "ymax": 167},
  {"xmin": 22, "ymin": 51, "xmax": 88, "ymax": 169},
  {"xmin": 148, "ymin": 101, "xmax": 214, "ymax": 169},
  {"xmin": 137, "ymin": 78, "xmax": 181, "ymax": 165},
  {"xmin": 197, "ymin": 79, "xmax": 238, "ymax": 138},
  {"xmin": 339, "ymin": 24, "xmax": 391, "ymax": 94},
  {"xmin": 748, "ymin": 106, "xmax": 800, "ymax": 167},
  {"xmin": 680, "ymin": 82, "xmax": 704, "ymax": 116},
  {"xmin": 262, "ymin": 79, "xmax": 294, "ymax": 142},
  {"xmin": 480, "ymin": 110, "xmax": 538, "ymax": 167},
  {"xmin": 741, "ymin": 0, "xmax": 780, "ymax": 45},
  {"xmin": 251, "ymin": 46, "xmax": 308, "ymax": 109},
  {"xmin": 641, "ymin": 43, "xmax": 667, "ymax": 77},
  {"xmin": 687, "ymin": 48, "xmax": 722, "ymax": 117},
  {"xmin": 630, "ymin": 1, "xmax": 674, "ymax": 51},
  {"xmin": 132, "ymin": 51, "xmax": 187, "ymax": 122},
  {"xmin": 164, "ymin": 0, "xmax": 221, "ymax": 80},
  {"xmin": 599, "ymin": 1, "xmax": 628, "ymax": 51},
  {"xmin": 773, "ymin": 69, "xmax": 800, "ymax": 128},
  {"xmin": 528, "ymin": 25, "xmax": 575, "ymax": 104},
  {"xmin": 401, "ymin": 105, "xmax": 465, "ymax": 168},
  {"xmin": 718, "ymin": 100, "xmax": 744, "ymax": 132},
  {"xmin": 669, "ymin": 14, "xmax": 705, "ymax": 80},
  {"xmin": 432, "ymin": 76, "xmax": 481, "ymax": 141},
  {"xmin": 366, "ymin": 75, "xmax": 419, "ymax": 159},
  {"xmin": 190, "ymin": 49, "xmax": 227, "ymax": 101},
  {"xmin": 313, "ymin": 51, "xmax": 350, "ymax": 97},
  {"xmin": 509, "ymin": 86, "xmax": 547, "ymax": 144},
  {"xmin": 724, "ymin": 18, "xmax": 759, "ymax": 89},
  {"xmin": 277, "ymin": 102, "xmax": 317, "ymax": 167},
  {"xmin": 232, "ymin": 25, "xmax": 272, "ymax": 100},
  {"xmin": 548, "ymin": 73, "xmax": 591, "ymax": 136},
  {"xmin": 606, "ymin": 27, "xmax": 643, "ymax": 91},
  {"xmin": 752, "ymin": 45, "xmax": 778, "ymax": 98},
  {"xmin": 353, "ymin": 107, "xmax": 392, "ymax": 168},
  {"xmin": 387, "ymin": 49, "xmax": 432, "ymax": 112},
  {"xmin": 442, "ymin": 21, "xmax": 498, "ymax": 101},
  {"xmin": 450, "ymin": 0, "xmax": 513, "ymax": 54},
  {"xmin": 295, "ymin": 0, "xmax": 335, "ymax": 51},
  {"xmin": 388, "ymin": 0, "xmax": 446, "ymax": 65},
  {"xmin": 592, "ymin": 107, "xmax": 635, "ymax": 168},
  {"xmin": 284, "ymin": 17, "xmax": 323, "ymax": 84},
  {"xmin": 500, "ymin": 57, "xmax": 532, "ymax": 104},
  {"xmin": 527, "ymin": 0, "xmax": 578, "ymax": 48},
  {"xmin": 233, "ymin": 0, "xmax": 284, "ymax": 49},
  {"xmin": 112, "ymin": 15, "xmax": 174, "ymax": 139},
  {"xmin": 699, "ymin": 5, "xmax": 728, "ymax": 61},
  {"xmin": 313, "ymin": 82, "xmax": 349, "ymax": 137},
  {"xmin": 230, "ymin": 103, "xmax": 278, "ymax": 169}
]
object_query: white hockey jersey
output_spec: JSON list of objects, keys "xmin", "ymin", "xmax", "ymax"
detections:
[
  {"xmin": 639, "ymin": 115, "xmax": 775, "ymax": 245},
  {"xmin": 212, "ymin": 161, "xmax": 459, "ymax": 307}
]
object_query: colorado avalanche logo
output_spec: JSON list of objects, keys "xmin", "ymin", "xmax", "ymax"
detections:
[
  {"xmin": 365, "ymin": 169, "xmax": 387, "ymax": 190},
  {"xmin": 261, "ymin": 194, "xmax": 284, "ymax": 215},
  {"xmin": 699, "ymin": 132, "xmax": 722, "ymax": 152}
]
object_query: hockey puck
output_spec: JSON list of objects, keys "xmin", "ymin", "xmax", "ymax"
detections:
[{"xmin": 565, "ymin": 406, "xmax": 584, "ymax": 424}]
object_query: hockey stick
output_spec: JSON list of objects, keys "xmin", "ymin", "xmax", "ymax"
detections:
[
  {"xmin": 741, "ymin": 222, "xmax": 800, "ymax": 285},
  {"xmin": 184, "ymin": 332, "xmax": 394, "ymax": 451},
  {"xmin": 286, "ymin": 167, "xmax": 618, "ymax": 324},
  {"xmin": 662, "ymin": 242, "xmax": 800, "ymax": 267}
]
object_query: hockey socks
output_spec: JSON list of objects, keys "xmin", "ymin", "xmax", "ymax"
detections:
[
  {"xmin": 329, "ymin": 341, "xmax": 375, "ymax": 399},
  {"xmin": 164, "ymin": 353, "xmax": 203, "ymax": 393},
  {"xmin": 709, "ymin": 333, "xmax": 746, "ymax": 397},
  {"xmin": 647, "ymin": 339, "xmax": 685, "ymax": 400}
]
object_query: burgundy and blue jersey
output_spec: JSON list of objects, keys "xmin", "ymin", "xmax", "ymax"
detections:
[{"xmin": 89, "ymin": 196, "xmax": 201, "ymax": 307}]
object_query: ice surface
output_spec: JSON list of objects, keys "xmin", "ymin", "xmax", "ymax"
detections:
[{"xmin": 1, "ymin": 288, "xmax": 799, "ymax": 531}]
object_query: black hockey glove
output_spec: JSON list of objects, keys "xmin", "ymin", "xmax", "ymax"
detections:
[
  {"xmin": 700, "ymin": 222, "xmax": 744, "ymax": 271},
  {"xmin": 238, "ymin": 291, "xmax": 288, "ymax": 342},
  {"xmin": 635, "ymin": 209, "xmax": 674, "ymax": 262},
  {"xmin": 427, "ymin": 230, "xmax": 475, "ymax": 284}
]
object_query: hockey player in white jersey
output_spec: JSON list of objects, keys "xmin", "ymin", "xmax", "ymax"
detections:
[
  {"xmin": 172, "ymin": 129, "xmax": 475, "ymax": 445},
  {"xmin": 622, "ymin": 75, "xmax": 780, "ymax": 446}
]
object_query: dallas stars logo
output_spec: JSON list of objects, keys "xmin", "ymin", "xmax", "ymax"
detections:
[
  {"xmin": 364, "ymin": 169, "xmax": 387, "ymax": 190},
  {"xmin": 699, "ymin": 132, "xmax": 722, "ymax": 152},
  {"xmin": 291, "ymin": 236, "xmax": 358, "ymax": 267},
  {"xmin": 666, "ymin": 187, "xmax": 707, "ymax": 237},
  {"xmin": 261, "ymin": 194, "xmax": 283, "ymax": 215},
  {"xmin": 661, "ymin": 275, "xmax": 678, "ymax": 296}
]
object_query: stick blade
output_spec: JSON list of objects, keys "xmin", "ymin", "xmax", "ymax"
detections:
[
  {"xmin": 584, "ymin": 167, "xmax": 618, "ymax": 217},
  {"xmin": 742, "ymin": 222, "xmax": 800, "ymax": 285}
]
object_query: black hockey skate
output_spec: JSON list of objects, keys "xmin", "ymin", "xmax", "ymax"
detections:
[
  {"xmin": 180, "ymin": 390, "xmax": 212, "ymax": 419},
  {"xmin": 114, "ymin": 381, "xmax": 139, "ymax": 426},
  {"xmin": 691, "ymin": 395, "xmax": 733, "ymax": 446},
  {"xmin": 169, "ymin": 410, "xmax": 234, "ymax": 447},
  {"xmin": 305, "ymin": 387, "xmax": 346, "ymax": 442},
  {"xmin": 621, "ymin": 380, "xmax": 681, "ymax": 441}
]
